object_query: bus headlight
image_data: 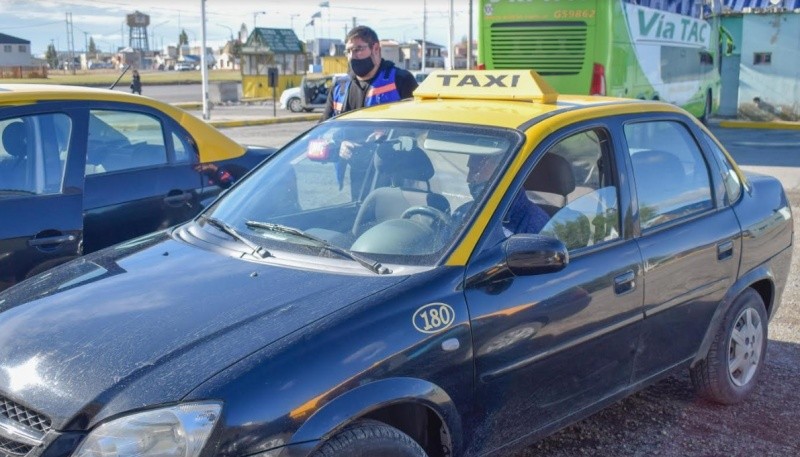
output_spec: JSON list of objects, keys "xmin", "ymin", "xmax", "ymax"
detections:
[{"xmin": 73, "ymin": 402, "xmax": 222, "ymax": 457}]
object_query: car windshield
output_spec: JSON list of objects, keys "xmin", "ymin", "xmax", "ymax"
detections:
[{"xmin": 204, "ymin": 120, "xmax": 522, "ymax": 268}]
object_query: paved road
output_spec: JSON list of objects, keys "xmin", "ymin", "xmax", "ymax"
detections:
[{"xmin": 112, "ymin": 83, "xmax": 207, "ymax": 102}]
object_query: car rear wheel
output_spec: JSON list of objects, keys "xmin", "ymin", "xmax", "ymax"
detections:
[
  {"xmin": 699, "ymin": 90, "xmax": 712, "ymax": 125},
  {"xmin": 690, "ymin": 288, "xmax": 767, "ymax": 404},
  {"xmin": 310, "ymin": 419, "xmax": 427, "ymax": 457},
  {"xmin": 288, "ymin": 97, "xmax": 303, "ymax": 113}
]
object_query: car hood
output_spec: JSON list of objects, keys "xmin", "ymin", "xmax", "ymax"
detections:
[{"xmin": 0, "ymin": 232, "xmax": 407, "ymax": 430}]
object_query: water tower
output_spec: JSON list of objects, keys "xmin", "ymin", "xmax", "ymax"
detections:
[{"xmin": 127, "ymin": 11, "xmax": 150, "ymax": 51}]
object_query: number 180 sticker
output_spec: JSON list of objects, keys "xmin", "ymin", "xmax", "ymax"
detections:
[{"xmin": 413, "ymin": 303, "xmax": 456, "ymax": 334}]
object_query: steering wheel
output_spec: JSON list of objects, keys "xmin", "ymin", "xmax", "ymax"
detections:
[{"xmin": 401, "ymin": 206, "xmax": 450, "ymax": 228}]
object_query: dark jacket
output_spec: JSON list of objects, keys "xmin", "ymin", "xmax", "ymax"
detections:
[{"xmin": 322, "ymin": 59, "xmax": 418, "ymax": 121}]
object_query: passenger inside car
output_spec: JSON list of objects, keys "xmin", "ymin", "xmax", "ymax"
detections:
[{"xmin": 0, "ymin": 121, "xmax": 29, "ymax": 191}]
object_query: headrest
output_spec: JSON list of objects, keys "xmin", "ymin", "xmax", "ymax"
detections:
[
  {"xmin": 2, "ymin": 122, "xmax": 27, "ymax": 159},
  {"xmin": 524, "ymin": 153, "xmax": 575, "ymax": 197},
  {"xmin": 374, "ymin": 142, "xmax": 434, "ymax": 182}
]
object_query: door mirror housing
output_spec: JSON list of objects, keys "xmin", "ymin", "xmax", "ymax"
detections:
[{"xmin": 505, "ymin": 234, "xmax": 568, "ymax": 276}]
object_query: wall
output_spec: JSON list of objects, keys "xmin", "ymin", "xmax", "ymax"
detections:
[
  {"xmin": 0, "ymin": 42, "xmax": 32, "ymax": 66},
  {"xmin": 737, "ymin": 12, "xmax": 800, "ymax": 119}
]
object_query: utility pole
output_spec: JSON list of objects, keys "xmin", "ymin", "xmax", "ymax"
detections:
[
  {"xmin": 201, "ymin": 0, "xmax": 210, "ymax": 120},
  {"xmin": 66, "ymin": 12, "xmax": 76, "ymax": 73},
  {"xmin": 468, "ymin": 0, "xmax": 473, "ymax": 69},
  {"xmin": 422, "ymin": 0, "xmax": 427, "ymax": 71},
  {"xmin": 448, "ymin": 0, "xmax": 454, "ymax": 70}
]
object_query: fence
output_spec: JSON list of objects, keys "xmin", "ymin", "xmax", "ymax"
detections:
[{"xmin": 0, "ymin": 65, "xmax": 49, "ymax": 79}]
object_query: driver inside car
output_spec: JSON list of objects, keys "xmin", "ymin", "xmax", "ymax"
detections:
[{"xmin": 458, "ymin": 153, "xmax": 550, "ymax": 236}]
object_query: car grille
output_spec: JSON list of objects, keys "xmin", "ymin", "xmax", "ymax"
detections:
[
  {"xmin": 0, "ymin": 436, "xmax": 32, "ymax": 456},
  {"xmin": 0, "ymin": 397, "xmax": 51, "ymax": 433},
  {"xmin": 0, "ymin": 394, "xmax": 52, "ymax": 457},
  {"xmin": 489, "ymin": 21, "xmax": 588, "ymax": 75}
]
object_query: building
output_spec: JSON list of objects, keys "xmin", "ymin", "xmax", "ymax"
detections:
[
  {"xmin": 719, "ymin": 4, "xmax": 800, "ymax": 119},
  {"xmin": 413, "ymin": 40, "xmax": 447, "ymax": 70},
  {"xmin": 0, "ymin": 33, "xmax": 31, "ymax": 66}
]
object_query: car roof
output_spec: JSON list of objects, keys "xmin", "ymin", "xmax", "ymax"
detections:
[
  {"xmin": 338, "ymin": 70, "xmax": 686, "ymax": 129},
  {"xmin": 0, "ymin": 83, "xmax": 245, "ymax": 162}
]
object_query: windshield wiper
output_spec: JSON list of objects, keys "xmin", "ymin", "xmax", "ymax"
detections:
[
  {"xmin": 200, "ymin": 215, "xmax": 270, "ymax": 259},
  {"xmin": 245, "ymin": 221, "xmax": 391, "ymax": 275}
]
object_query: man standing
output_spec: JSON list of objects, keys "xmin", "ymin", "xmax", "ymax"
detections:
[
  {"xmin": 321, "ymin": 26, "xmax": 419, "ymax": 199},
  {"xmin": 322, "ymin": 25, "xmax": 418, "ymax": 121},
  {"xmin": 130, "ymin": 70, "xmax": 142, "ymax": 95}
]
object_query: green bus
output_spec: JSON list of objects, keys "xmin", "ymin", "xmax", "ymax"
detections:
[{"xmin": 477, "ymin": 0, "xmax": 720, "ymax": 122}]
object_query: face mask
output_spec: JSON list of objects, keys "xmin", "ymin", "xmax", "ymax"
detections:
[{"xmin": 350, "ymin": 56, "xmax": 376, "ymax": 78}]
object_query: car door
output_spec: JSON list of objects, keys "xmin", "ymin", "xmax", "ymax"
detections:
[
  {"xmin": 0, "ymin": 111, "xmax": 82, "ymax": 291},
  {"xmin": 622, "ymin": 116, "xmax": 742, "ymax": 381},
  {"xmin": 465, "ymin": 125, "xmax": 644, "ymax": 454},
  {"xmin": 82, "ymin": 106, "xmax": 204, "ymax": 253}
]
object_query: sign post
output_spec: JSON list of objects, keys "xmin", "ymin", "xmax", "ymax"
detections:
[{"xmin": 268, "ymin": 67, "xmax": 279, "ymax": 117}]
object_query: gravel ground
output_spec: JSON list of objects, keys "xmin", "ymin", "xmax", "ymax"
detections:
[{"xmin": 511, "ymin": 192, "xmax": 800, "ymax": 457}]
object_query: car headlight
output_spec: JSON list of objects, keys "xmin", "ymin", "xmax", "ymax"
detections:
[{"xmin": 73, "ymin": 402, "xmax": 222, "ymax": 457}]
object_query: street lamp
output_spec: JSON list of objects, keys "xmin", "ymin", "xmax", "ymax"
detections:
[
  {"xmin": 150, "ymin": 20, "xmax": 170, "ymax": 52},
  {"xmin": 217, "ymin": 23, "xmax": 234, "ymax": 41},
  {"xmin": 253, "ymin": 11, "xmax": 266, "ymax": 29}
]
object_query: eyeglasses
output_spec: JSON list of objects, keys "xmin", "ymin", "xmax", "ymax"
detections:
[{"xmin": 345, "ymin": 44, "xmax": 372, "ymax": 56}]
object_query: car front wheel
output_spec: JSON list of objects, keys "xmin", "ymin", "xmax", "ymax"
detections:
[
  {"xmin": 310, "ymin": 419, "xmax": 427, "ymax": 457},
  {"xmin": 690, "ymin": 288, "xmax": 768, "ymax": 404},
  {"xmin": 288, "ymin": 97, "xmax": 303, "ymax": 113}
]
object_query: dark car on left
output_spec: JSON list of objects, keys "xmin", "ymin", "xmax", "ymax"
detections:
[{"xmin": 0, "ymin": 84, "xmax": 273, "ymax": 291}]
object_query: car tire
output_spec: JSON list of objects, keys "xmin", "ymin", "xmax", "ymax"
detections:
[
  {"xmin": 310, "ymin": 419, "xmax": 427, "ymax": 457},
  {"xmin": 288, "ymin": 97, "xmax": 303, "ymax": 113},
  {"xmin": 690, "ymin": 288, "xmax": 768, "ymax": 405},
  {"xmin": 699, "ymin": 90, "xmax": 712, "ymax": 125}
]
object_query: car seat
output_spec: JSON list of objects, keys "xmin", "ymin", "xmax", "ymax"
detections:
[
  {"xmin": 524, "ymin": 153, "xmax": 576, "ymax": 216},
  {"xmin": 352, "ymin": 142, "xmax": 450, "ymax": 237}
]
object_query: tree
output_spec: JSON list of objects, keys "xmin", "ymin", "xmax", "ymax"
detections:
[
  {"xmin": 88, "ymin": 37, "xmax": 97, "ymax": 57},
  {"xmin": 179, "ymin": 29, "xmax": 188, "ymax": 47},
  {"xmin": 45, "ymin": 43, "xmax": 58, "ymax": 69}
]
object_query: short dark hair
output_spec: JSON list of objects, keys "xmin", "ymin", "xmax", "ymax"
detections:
[{"xmin": 346, "ymin": 26, "xmax": 379, "ymax": 46}]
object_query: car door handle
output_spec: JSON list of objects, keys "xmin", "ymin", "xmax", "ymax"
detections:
[
  {"xmin": 717, "ymin": 240, "xmax": 734, "ymax": 261},
  {"xmin": 164, "ymin": 192, "xmax": 192, "ymax": 206},
  {"xmin": 614, "ymin": 270, "xmax": 636, "ymax": 295},
  {"xmin": 28, "ymin": 234, "xmax": 76, "ymax": 247}
]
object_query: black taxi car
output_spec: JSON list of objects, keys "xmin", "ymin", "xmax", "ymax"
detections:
[
  {"xmin": 0, "ymin": 84, "xmax": 273, "ymax": 291},
  {"xmin": 0, "ymin": 71, "xmax": 792, "ymax": 457}
]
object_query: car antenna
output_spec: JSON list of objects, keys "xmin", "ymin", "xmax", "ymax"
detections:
[{"xmin": 109, "ymin": 64, "xmax": 131, "ymax": 90}]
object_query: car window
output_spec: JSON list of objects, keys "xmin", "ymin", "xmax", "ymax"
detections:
[
  {"xmin": 511, "ymin": 128, "xmax": 620, "ymax": 250},
  {"xmin": 701, "ymin": 131, "xmax": 742, "ymax": 204},
  {"xmin": 0, "ymin": 114, "xmax": 71, "ymax": 195},
  {"xmin": 624, "ymin": 121, "xmax": 713, "ymax": 230},
  {"xmin": 171, "ymin": 132, "xmax": 193, "ymax": 163},
  {"xmin": 86, "ymin": 110, "xmax": 167, "ymax": 174},
  {"xmin": 206, "ymin": 120, "xmax": 521, "ymax": 267}
]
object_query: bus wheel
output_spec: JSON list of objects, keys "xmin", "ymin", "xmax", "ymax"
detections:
[{"xmin": 700, "ymin": 90, "xmax": 712, "ymax": 125}]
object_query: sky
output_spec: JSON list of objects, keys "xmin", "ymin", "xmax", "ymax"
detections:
[{"xmin": 0, "ymin": 0, "xmax": 476, "ymax": 57}]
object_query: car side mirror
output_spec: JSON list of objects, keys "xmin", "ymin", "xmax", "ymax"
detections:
[{"xmin": 505, "ymin": 234, "xmax": 568, "ymax": 276}]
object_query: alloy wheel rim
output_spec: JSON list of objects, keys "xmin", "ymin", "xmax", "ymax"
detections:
[{"xmin": 727, "ymin": 307, "xmax": 763, "ymax": 387}]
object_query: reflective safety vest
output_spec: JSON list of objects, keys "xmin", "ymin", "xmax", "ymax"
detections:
[{"xmin": 331, "ymin": 67, "xmax": 401, "ymax": 116}]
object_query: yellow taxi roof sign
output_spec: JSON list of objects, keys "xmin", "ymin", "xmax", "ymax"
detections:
[{"xmin": 414, "ymin": 70, "xmax": 558, "ymax": 104}]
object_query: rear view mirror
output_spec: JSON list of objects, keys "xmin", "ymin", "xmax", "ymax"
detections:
[{"xmin": 505, "ymin": 234, "xmax": 568, "ymax": 276}]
